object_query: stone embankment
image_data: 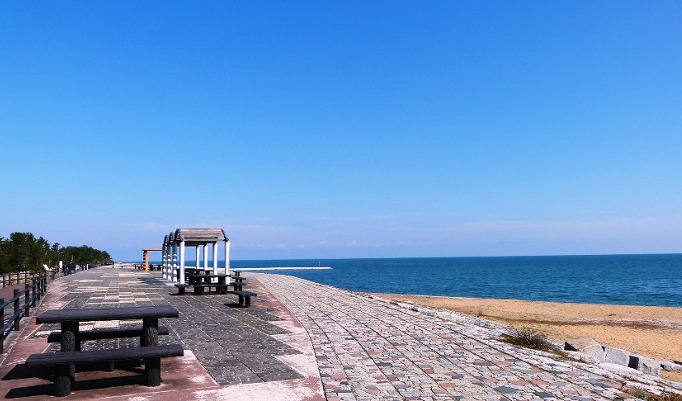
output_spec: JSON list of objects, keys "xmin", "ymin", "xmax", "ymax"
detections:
[{"xmin": 565, "ymin": 337, "xmax": 682, "ymax": 376}]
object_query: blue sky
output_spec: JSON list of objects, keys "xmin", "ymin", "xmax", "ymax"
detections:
[{"xmin": 2, "ymin": 1, "xmax": 681, "ymax": 262}]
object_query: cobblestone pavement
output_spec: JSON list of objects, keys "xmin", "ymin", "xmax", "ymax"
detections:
[
  {"xmin": 256, "ymin": 274, "xmax": 682, "ymax": 401},
  {"xmin": 30, "ymin": 268, "xmax": 305, "ymax": 387}
]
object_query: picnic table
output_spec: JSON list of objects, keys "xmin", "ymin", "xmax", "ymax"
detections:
[
  {"xmin": 188, "ymin": 273, "xmax": 230, "ymax": 294},
  {"xmin": 173, "ymin": 272, "xmax": 255, "ymax": 305},
  {"xmin": 26, "ymin": 305, "xmax": 182, "ymax": 396},
  {"xmin": 36, "ymin": 305, "xmax": 179, "ymax": 350}
]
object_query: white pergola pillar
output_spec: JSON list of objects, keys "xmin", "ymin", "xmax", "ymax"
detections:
[
  {"xmin": 179, "ymin": 241, "xmax": 186, "ymax": 284},
  {"xmin": 171, "ymin": 240, "xmax": 178, "ymax": 282},
  {"xmin": 225, "ymin": 240, "xmax": 230, "ymax": 276},
  {"xmin": 162, "ymin": 235, "xmax": 170, "ymax": 280},
  {"xmin": 203, "ymin": 244, "xmax": 209, "ymax": 271},
  {"xmin": 212, "ymin": 242, "xmax": 218, "ymax": 275}
]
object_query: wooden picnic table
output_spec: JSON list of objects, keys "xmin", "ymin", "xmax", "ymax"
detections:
[
  {"xmin": 36, "ymin": 305, "xmax": 179, "ymax": 352},
  {"xmin": 188, "ymin": 273, "xmax": 231, "ymax": 294},
  {"xmin": 30, "ymin": 305, "xmax": 182, "ymax": 396}
]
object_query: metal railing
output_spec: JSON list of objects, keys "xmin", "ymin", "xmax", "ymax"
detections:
[
  {"xmin": 0, "ymin": 273, "xmax": 49, "ymax": 353},
  {"xmin": 1, "ymin": 271, "xmax": 53, "ymax": 288}
]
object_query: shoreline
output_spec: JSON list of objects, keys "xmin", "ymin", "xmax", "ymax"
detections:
[{"xmin": 372, "ymin": 293, "xmax": 682, "ymax": 382}]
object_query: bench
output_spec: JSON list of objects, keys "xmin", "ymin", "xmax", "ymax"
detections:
[
  {"xmin": 47, "ymin": 326, "xmax": 170, "ymax": 345},
  {"xmin": 229, "ymin": 290, "xmax": 257, "ymax": 307},
  {"xmin": 194, "ymin": 283, "xmax": 228, "ymax": 295},
  {"xmin": 175, "ymin": 283, "xmax": 188, "ymax": 294},
  {"xmin": 228, "ymin": 281, "xmax": 245, "ymax": 291},
  {"xmin": 25, "ymin": 344, "xmax": 184, "ymax": 397}
]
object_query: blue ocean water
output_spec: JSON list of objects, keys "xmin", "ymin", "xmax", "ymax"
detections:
[{"xmin": 230, "ymin": 254, "xmax": 682, "ymax": 307}]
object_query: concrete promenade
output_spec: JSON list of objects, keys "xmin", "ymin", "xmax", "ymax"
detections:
[{"xmin": 0, "ymin": 267, "xmax": 679, "ymax": 400}]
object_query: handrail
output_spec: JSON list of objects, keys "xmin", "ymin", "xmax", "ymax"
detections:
[
  {"xmin": 0, "ymin": 273, "xmax": 49, "ymax": 353},
  {"xmin": 1, "ymin": 271, "xmax": 56, "ymax": 288}
]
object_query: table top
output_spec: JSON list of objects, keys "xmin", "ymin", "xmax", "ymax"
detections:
[
  {"xmin": 189, "ymin": 273, "xmax": 228, "ymax": 278},
  {"xmin": 36, "ymin": 305, "xmax": 179, "ymax": 323}
]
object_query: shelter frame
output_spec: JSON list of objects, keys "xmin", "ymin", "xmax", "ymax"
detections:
[{"xmin": 162, "ymin": 228, "xmax": 230, "ymax": 284}]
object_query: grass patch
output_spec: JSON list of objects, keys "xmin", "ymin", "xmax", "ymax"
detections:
[
  {"xmin": 620, "ymin": 386, "xmax": 682, "ymax": 401},
  {"xmin": 500, "ymin": 327, "xmax": 553, "ymax": 351}
]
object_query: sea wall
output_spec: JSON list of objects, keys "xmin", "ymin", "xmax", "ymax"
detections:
[{"xmin": 564, "ymin": 338, "xmax": 682, "ymax": 376}]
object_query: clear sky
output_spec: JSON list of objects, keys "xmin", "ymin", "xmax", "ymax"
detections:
[{"xmin": 2, "ymin": 1, "xmax": 681, "ymax": 262}]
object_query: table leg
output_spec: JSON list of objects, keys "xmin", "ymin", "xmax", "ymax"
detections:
[
  {"xmin": 141, "ymin": 318, "xmax": 162, "ymax": 386},
  {"xmin": 60, "ymin": 321, "xmax": 78, "ymax": 383},
  {"xmin": 54, "ymin": 365, "xmax": 72, "ymax": 396},
  {"xmin": 60, "ymin": 321, "xmax": 79, "ymax": 352},
  {"xmin": 145, "ymin": 356, "xmax": 162, "ymax": 386},
  {"xmin": 142, "ymin": 318, "xmax": 159, "ymax": 347}
]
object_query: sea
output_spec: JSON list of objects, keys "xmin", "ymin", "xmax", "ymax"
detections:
[
  {"xmin": 148, "ymin": 254, "xmax": 682, "ymax": 307},
  {"xmin": 223, "ymin": 254, "xmax": 682, "ymax": 307}
]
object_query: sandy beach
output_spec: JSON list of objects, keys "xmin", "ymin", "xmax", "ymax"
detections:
[{"xmin": 374, "ymin": 293, "xmax": 682, "ymax": 382}]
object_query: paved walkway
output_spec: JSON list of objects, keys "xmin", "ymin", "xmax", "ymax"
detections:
[
  {"xmin": 257, "ymin": 274, "xmax": 681, "ymax": 401},
  {"xmin": 0, "ymin": 267, "xmax": 680, "ymax": 400},
  {"xmin": 0, "ymin": 268, "xmax": 323, "ymax": 401}
]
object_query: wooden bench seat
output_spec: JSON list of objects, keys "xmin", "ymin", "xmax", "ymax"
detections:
[
  {"xmin": 229, "ymin": 290, "xmax": 257, "ymax": 307},
  {"xmin": 47, "ymin": 326, "xmax": 170, "ymax": 344},
  {"xmin": 25, "ymin": 344, "xmax": 184, "ymax": 397}
]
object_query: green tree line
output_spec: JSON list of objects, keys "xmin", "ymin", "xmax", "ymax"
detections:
[{"xmin": 0, "ymin": 232, "xmax": 112, "ymax": 273}]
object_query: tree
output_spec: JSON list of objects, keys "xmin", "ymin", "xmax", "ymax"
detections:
[
  {"xmin": 6, "ymin": 232, "xmax": 50, "ymax": 271},
  {"xmin": 49, "ymin": 243, "xmax": 61, "ymax": 265},
  {"xmin": 59, "ymin": 245, "xmax": 112, "ymax": 265},
  {"xmin": 0, "ymin": 232, "xmax": 112, "ymax": 272},
  {"xmin": 0, "ymin": 236, "xmax": 9, "ymax": 273}
]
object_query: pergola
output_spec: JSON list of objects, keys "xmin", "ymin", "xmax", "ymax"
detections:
[
  {"xmin": 141, "ymin": 247, "xmax": 162, "ymax": 270},
  {"xmin": 162, "ymin": 228, "xmax": 230, "ymax": 284}
]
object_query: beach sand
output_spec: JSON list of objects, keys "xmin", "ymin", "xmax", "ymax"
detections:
[{"xmin": 374, "ymin": 293, "xmax": 682, "ymax": 382}]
